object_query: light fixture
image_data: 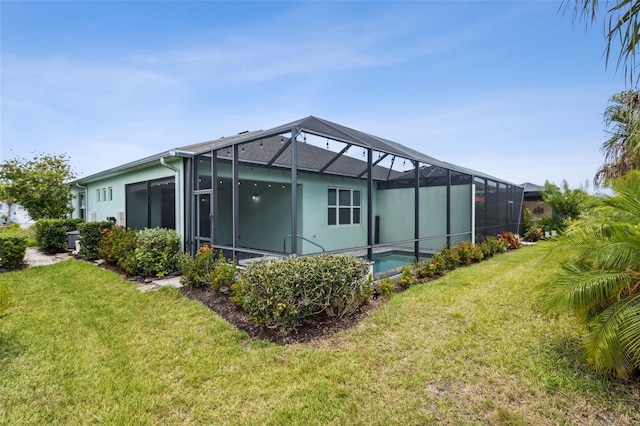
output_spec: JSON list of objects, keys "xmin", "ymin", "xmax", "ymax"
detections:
[
  {"xmin": 259, "ymin": 140, "xmax": 263, "ymax": 148},
  {"xmin": 403, "ymin": 159, "xmax": 406, "ymax": 166},
  {"xmin": 280, "ymin": 135, "xmax": 284, "ymax": 143},
  {"xmin": 254, "ymin": 183, "xmax": 258, "ymax": 187},
  {"xmin": 326, "ymin": 139, "xmax": 329, "ymax": 149},
  {"xmin": 241, "ymin": 145, "xmax": 245, "ymax": 153},
  {"xmin": 252, "ymin": 194, "xmax": 259, "ymax": 201},
  {"xmin": 219, "ymin": 179, "xmax": 223, "ymax": 184},
  {"xmin": 362, "ymin": 149, "xmax": 365, "ymax": 158},
  {"xmin": 303, "ymin": 133, "xmax": 307, "ymax": 143}
]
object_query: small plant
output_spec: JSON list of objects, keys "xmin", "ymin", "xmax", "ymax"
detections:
[
  {"xmin": 523, "ymin": 227, "xmax": 543, "ymax": 242},
  {"xmin": 181, "ymin": 245, "xmax": 237, "ymax": 290},
  {"xmin": 98, "ymin": 225, "xmax": 138, "ymax": 275},
  {"xmin": 498, "ymin": 231, "xmax": 522, "ymax": 250},
  {"xmin": 398, "ymin": 264, "xmax": 417, "ymax": 288},
  {"xmin": 0, "ymin": 232, "xmax": 27, "ymax": 270},
  {"xmin": 439, "ymin": 247, "xmax": 461, "ymax": 271},
  {"xmin": 376, "ymin": 277, "xmax": 396, "ymax": 296},
  {"xmin": 134, "ymin": 228, "xmax": 181, "ymax": 277}
]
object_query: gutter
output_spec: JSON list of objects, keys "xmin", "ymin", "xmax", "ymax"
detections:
[
  {"xmin": 160, "ymin": 155, "xmax": 183, "ymax": 246},
  {"xmin": 75, "ymin": 183, "xmax": 88, "ymax": 221}
]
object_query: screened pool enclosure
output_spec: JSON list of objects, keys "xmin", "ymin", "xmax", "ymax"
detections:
[{"xmin": 182, "ymin": 116, "xmax": 523, "ymax": 261}]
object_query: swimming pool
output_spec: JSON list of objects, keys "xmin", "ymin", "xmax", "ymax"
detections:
[{"xmin": 367, "ymin": 251, "xmax": 431, "ymax": 276}]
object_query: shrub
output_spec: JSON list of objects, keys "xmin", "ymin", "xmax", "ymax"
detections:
[
  {"xmin": 439, "ymin": 247, "xmax": 461, "ymax": 271},
  {"xmin": 181, "ymin": 245, "xmax": 237, "ymax": 290},
  {"xmin": 0, "ymin": 232, "xmax": 27, "ymax": 270},
  {"xmin": 134, "ymin": 228, "xmax": 181, "ymax": 277},
  {"xmin": 523, "ymin": 226, "xmax": 543, "ymax": 242},
  {"xmin": 429, "ymin": 252, "xmax": 448, "ymax": 275},
  {"xmin": 398, "ymin": 264, "xmax": 418, "ymax": 288},
  {"xmin": 35, "ymin": 218, "xmax": 82, "ymax": 254},
  {"xmin": 98, "ymin": 226, "xmax": 138, "ymax": 275},
  {"xmin": 235, "ymin": 254, "xmax": 371, "ymax": 330},
  {"xmin": 479, "ymin": 236, "xmax": 505, "ymax": 258},
  {"xmin": 376, "ymin": 277, "xmax": 396, "ymax": 296},
  {"xmin": 499, "ymin": 231, "xmax": 522, "ymax": 250},
  {"xmin": 78, "ymin": 221, "xmax": 114, "ymax": 260}
]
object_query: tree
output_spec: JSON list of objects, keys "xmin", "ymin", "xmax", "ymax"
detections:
[
  {"xmin": 540, "ymin": 171, "xmax": 640, "ymax": 379},
  {"xmin": 594, "ymin": 90, "xmax": 640, "ymax": 186},
  {"xmin": 0, "ymin": 153, "xmax": 76, "ymax": 220},
  {"xmin": 572, "ymin": 0, "xmax": 640, "ymax": 84},
  {"xmin": 541, "ymin": 179, "xmax": 591, "ymax": 225}
]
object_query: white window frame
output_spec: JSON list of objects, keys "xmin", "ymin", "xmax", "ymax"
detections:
[{"xmin": 328, "ymin": 188, "xmax": 361, "ymax": 226}]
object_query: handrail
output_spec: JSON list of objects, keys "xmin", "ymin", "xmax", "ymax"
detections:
[{"xmin": 283, "ymin": 234, "xmax": 325, "ymax": 253}]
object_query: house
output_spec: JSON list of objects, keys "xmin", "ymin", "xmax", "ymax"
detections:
[
  {"xmin": 0, "ymin": 202, "xmax": 34, "ymax": 225},
  {"xmin": 522, "ymin": 182, "xmax": 553, "ymax": 219},
  {"xmin": 69, "ymin": 116, "xmax": 523, "ymax": 262}
]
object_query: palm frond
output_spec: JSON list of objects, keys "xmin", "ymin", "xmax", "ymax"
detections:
[{"xmin": 585, "ymin": 292, "xmax": 640, "ymax": 378}]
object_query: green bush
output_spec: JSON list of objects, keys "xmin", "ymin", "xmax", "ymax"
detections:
[
  {"xmin": 181, "ymin": 245, "xmax": 237, "ymax": 290},
  {"xmin": 235, "ymin": 254, "xmax": 372, "ymax": 331},
  {"xmin": 398, "ymin": 264, "xmax": 418, "ymax": 288},
  {"xmin": 134, "ymin": 228, "xmax": 181, "ymax": 277},
  {"xmin": 376, "ymin": 277, "xmax": 396, "ymax": 296},
  {"xmin": 98, "ymin": 226, "xmax": 138, "ymax": 275},
  {"xmin": 35, "ymin": 218, "xmax": 82, "ymax": 254},
  {"xmin": 0, "ymin": 233, "xmax": 28, "ymax": 270},
  {"xmin": 78, "ymin": 221, "xmax": 114, "ymax": 260}
]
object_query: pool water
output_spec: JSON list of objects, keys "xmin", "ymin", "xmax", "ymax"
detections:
[
  {"xmin": 368, "ymin": 251, "xmax": 431, "ymax": 275},
  {"xmin": 372, "ymin": 254, "xmax": 415, "ymax": 274}
]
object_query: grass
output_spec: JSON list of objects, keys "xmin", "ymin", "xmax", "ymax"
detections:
[{"xmin": 1, "ymin": 244, "xmax": 639, "ymax": 425}]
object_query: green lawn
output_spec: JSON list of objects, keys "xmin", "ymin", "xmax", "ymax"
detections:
[{"xmin": 1, "ymin": 245, "xmax": 639, "ymax": 425}]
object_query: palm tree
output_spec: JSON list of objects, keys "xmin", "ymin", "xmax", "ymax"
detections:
[
  {"xmin": 572, "ymin": 0, "xmax": 640, "ymax": 84},
  {"xmin": 594, "ymin": 90, "xmax": 640, "ymax": 186},
  {"xmin": 540, "ymin": 171, "xmax": 640, "ymax": 379}
]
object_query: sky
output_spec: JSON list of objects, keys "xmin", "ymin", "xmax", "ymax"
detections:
[{"xmin": 0, "ymin": 0, "xmax": 627, "ymax": 191}]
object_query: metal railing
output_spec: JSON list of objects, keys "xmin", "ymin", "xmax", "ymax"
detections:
[{"xmin": 283, "ymin": 234, "xmax": 325, "ymax": 253}]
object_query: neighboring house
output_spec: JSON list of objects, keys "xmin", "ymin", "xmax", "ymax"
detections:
[
  {"xmin": 522, "ymin": 182, "xmax": 553, "ymax": 219},
  {"xmin": 69, "ymin": 116, "xmax": 523, "ymax": 261},
  {"xmin": 0, "ymin": 202, "xmax": 34, "ymax": 225}
]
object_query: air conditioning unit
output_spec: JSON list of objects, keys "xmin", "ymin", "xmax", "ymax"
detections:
[
  {"xmin": 117, "ymin": 211, "xmax": 125, "ymax": 226},
  {"xmin": 88, "ymin": 211, "xmax": 97, "ymax": 222}
]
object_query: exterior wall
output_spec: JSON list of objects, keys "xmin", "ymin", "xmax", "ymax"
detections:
[
  {"xmin": 211, "ymin": 163, "xmax": 370, "ymax": 254},
  {"xmin": 0, "ymin": 202, "xmax": 34, "ymax": 224},
  {"xmin": 70, "ymin": 157, "xmax": 185, "ymax": 234},
  {"xmin": 524, "ymin": 200, "xmax": 553, "ymax": 219}
]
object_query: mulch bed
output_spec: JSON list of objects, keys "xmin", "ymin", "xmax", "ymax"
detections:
[{"xmin": 179, "ymin": 285, "xmax": 387, "ymax": 345}]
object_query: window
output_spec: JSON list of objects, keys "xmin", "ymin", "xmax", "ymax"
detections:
[
  {"xmin": 96, "ymin": 189, "xmax": 101, "ymax": 202},
  {"xmin": 108, "ymin": 187, "xmax": 113, "ymax": 202},
  {"xmin": 126, "ymin": 177, "xmax": 175, "ymax": 230},
  {"xmin": 328, "ymin": 188, "xmax": 361, "ymax": 226}
]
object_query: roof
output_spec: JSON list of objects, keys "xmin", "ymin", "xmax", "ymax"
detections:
[
  {"xmin": 521, "ymin": 182, "xmax": 546, "ymax": 193},
  {"xmin": 72, "ymin": 115, "xmax": 521, "ymax": 186}
]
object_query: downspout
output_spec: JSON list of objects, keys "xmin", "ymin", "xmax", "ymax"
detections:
[
  {"xmin": 75, "ymin": 183, "xmax": 88, "ymax": 221},
  {"xmin": 160, "ymin": 155, "xmax": 183, "ymax": 247}
]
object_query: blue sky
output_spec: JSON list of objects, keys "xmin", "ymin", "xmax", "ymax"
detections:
[{"xmin": 0, "ymin": 1, "xmax": 625, "ymax": 190}]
